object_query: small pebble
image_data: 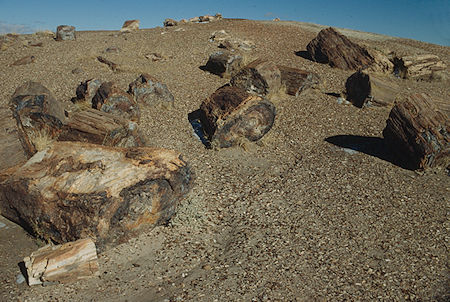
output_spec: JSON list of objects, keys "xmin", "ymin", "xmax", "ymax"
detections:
[{"xmin": 16, "ymin": 273, "xmax": 26, "ymax": 284}]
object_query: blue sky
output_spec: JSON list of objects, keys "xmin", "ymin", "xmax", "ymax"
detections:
[{"xmin": 0, "ymin": 0, "xmax": 449, "ymax": 46}]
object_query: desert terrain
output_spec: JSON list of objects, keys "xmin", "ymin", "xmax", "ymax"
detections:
[{"xmin": 0, "ymin": 18, "xmax": 449, "ymax": 301}]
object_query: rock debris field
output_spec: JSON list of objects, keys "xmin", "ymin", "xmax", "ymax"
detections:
[{"xmin": 0, "ymin": 17, "xmax": 449, "ymax": 301}]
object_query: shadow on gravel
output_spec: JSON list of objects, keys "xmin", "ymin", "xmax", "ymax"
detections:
[
  {"xmin": 294, "ymin": 50, "xmax": 311, "ymax": 60},
  {"xmin": 325, "ymin": 135, "xmax": 414, "ymax": 170}
]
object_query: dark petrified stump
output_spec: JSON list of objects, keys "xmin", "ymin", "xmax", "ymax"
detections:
[
  {"xmin": 92, "ymin": 82, "xmax": 140, "ymax": 122},
  {"xmin": 128, "ymin": 74, "xmax": 174, "ymax": 107},
  {"xmin": 306, "ymin": 27, "xmax": 374, "ymax": 70},
  {"xmin": 198, "ymin": 85, "xmax": 276, "ymax": 148},
  {"xmin": 0, "ymin": 141, "xmax": 192, "ymax": 250},
  {"xmin": 383, "ymin": 93, "xmax": 449, "ymax": 170},
  {"xmin": 231, "ymin": 59, "xmax": 281, "ymax": 96}
]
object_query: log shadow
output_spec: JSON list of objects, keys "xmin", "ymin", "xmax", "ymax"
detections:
[
  {"xmin": 325, "ymin": 135, "xmax": 414, "ymax": 170},
  {"xmin": 294, "ymin": 50, "xmax": 311, "ymax": 60},
  {"xmin": 18, "ymin": 261, "xmax": 29, "ymax": 285},
  {"xmin": 188, "ymin": 109, "xmax": 211, "ymax": 149}
]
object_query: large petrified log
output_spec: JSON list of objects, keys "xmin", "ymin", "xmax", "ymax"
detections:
[
  {"xmin": 128, "ymin": 74, "xmax": 174, "ymax": 107},
  {"xmin": 92, "ymin": 82, "xmax": 140, "ymax": 122},
  {"xmin": 392, "ymin": 54, "xmax": 447, "ymax": 81},
  {"xmin": 231, "ymin": 59, "xmax": 281, "ymax": 96},
  {"xmin": 0, "ymin": 141, "xmax": 192, "ymax": 249},
  {"xmin": 10, "ymin": 81, "xmax": 68, "ymax": 157},
  {"xmin": 306, "ymin": 27, "xmax": 374, "ymax": 70},
  {"xmin": 204, "ymin": 51, "xmax": 245, "ymax": 78},
  {"xmin": 277, "ymin": 65, "xmax": 320, "ymax": 96},
  {"xmin": 0, "ymin": 107, "xmax": 28, "ymax": 170},
  {"xmin": 345, "ymin": 70, "xmax": 400, "ymax": 108},
  {"xmin": 24, "ymin": 238, "xmax": 99, "ymax": 286},
  {"xmin": 383, "ymin": 93, "xmax": 449, "ymax": 170},
  {"xmin": 198, "ymin": 86, "xmax": 276, "ymax": 148},
  {"xmin": 58, "ymin": 108, "xmax": 146, "ymax": 147}
]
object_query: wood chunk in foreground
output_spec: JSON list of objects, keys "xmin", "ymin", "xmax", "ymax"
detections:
[
  {"xmin": 306, "ymin": 27, "xmax": 374, "ymax": 70},
  {"xmin": 383, "ymin": 93, "xmax": 449, "ymax": 170},
  {"xmin": 277, "ymin": 65, "xmax": 320, "ymax": 96},
  {"xmin": 199, "ymin": 86, "xmax": 275, "ymax": 148},
  {"xmin": 231, "ymin": 59, "xmax": 281, "ymax": 96},
  {"xmin": 345, "ymin": 70, "xmax": 400, "ymax": 108},
  {"xmin": 24, "ymin": 238, "xmax": 99, "ymax": 286},
  {"xmin": 0, "ymin": 141, "xmax": 192, "ymax": 249}
]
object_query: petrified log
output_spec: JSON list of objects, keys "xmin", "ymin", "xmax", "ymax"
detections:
[
  {"xmin": 392, "ymin": 54, "xmax": 447, "ymax": 81},
  {"xmin": 0, "ymin": 141, "xmax": 192, "ymax": 249},
  {"xmin": 73, "ymin": 79, "xmax": 103, "ymax": 107},
  {"xmin": 58, "ymin": 108, "xmax": 146, "ymax": 147},
  {"xmin": 56, "ymin": 25, "xmax": 75, "ymax": 41},
  {"xmin": 0, "ymin": 107, "xmax": 28, "ymax": 170},
  {"xmin": 92, "ymin": 82, "xmax": 140, "ymax": 122},
  {"xmin": 306, "ymin": 27, "xmax": 374, "ymax": 70},
  {"xmin": 277, "ymin": 65, "xmax": 320, "ymax": 96},
  {"xmin": 204, "ymin": 51, "xmax": 244, "ymax": 78},
  {"xmin": 128, "ymin": 74, "xmax": 174, "ymax": 107},
  {"xmin": 120, "ymin": 20, "xmax": 139, "ymax": 32},
  {"xmin": 24, "ymin": 238, "xmax": 99, "ymax": 286},
  {"xmin": 10, "ymin": 81, "xmax": 68, "ymax": 157},
  {"xmin": 231, "ymin": 59, "xmax": 281, "ymax": 96},
  {"xmin": 345, "ymin": 70, "xmax": 400, "ymax": 108},
  {"xmin": 198, "ymin": 86, "xmax": 276, "ymax": 148},
  {"xmin": 383, "ymin": 93, "xmax": 449, "ymax": 170}
]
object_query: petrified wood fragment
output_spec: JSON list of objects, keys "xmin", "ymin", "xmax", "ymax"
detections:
[
  {"xmin": 58, "ymin": 108, "xmax": 146, "ymax": 147},
  {"xmin": 0, "ymin": 141, "xmax": 192, "ymax": 249},
  {"xmin": 383, "ymin": 93, "xmax": 449, "ymax": 170},
  {"xmin": 73, "ymin": 79, "xmax": 103, "ymax": 107},
  {"xmin": 231, "ymin": 59, "xmax": 281, "ymax": 96},
  {"xmin": 204, "ymin": 51, "xmax": 244, "ymax": 78},
  {"xmin": 306, "ymin": 27, "xmax": 374, "ymax": 70},
  {"xmin": 199, "ymin": 86, "xmax": 275, "ymax": 148},
  {"xmin": 0, "ymin": 107, "xmax": 28, "ymax": 170},
  {"xmin": 10, "ymin": 81, "xmax": 68, "ymax": 157},
  {"xmin": 92, "ymin": 82, "xmax": 140, "ymax": 122},
  {"xmin": 392, "ymin": 54, "xmax": 447, "ymax": 81},
  {"xmin": 120, "ymin": 19, "xmax": 140, "ymax": 32},
  {"xmin": 10, "ymin": 55, "xmax": 35, "ymax": 66},
  {"xmin": 128, "ymin": 74, "xmax": 174, "ymax": 107},
  {"xmin": 56, "ymin": 25, "xmax": 76, "ymax": 41},
  {"xmin": 24, "ymin": 238, "xmax": 99, "ymax": 286},
  {"xmin": 277, "ymin": 65, "xmax": 320, "ymax": 96},
  {"xmin": 345, "ymin": 70, "xmax": 400, "ymax": 108},
  {"xmin": 97, "ymin": 56, "xmax": 118, "ymax": 72}
]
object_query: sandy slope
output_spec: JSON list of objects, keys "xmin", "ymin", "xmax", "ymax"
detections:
[{"xmin": 0, "ymin": 19, "xmax": 449, "ymax": 301}]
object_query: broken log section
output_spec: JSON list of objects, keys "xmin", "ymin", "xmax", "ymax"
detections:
[
  {"xmin": 393, "ymin": 54, "xmax": 446, "ymax": 81},
  {"xmin": 345, "ymin": 70, "xmax": 400, "ymax": 108},
  {"xmin": 277, "ymin": 65, "xmax": 320, "ymax": 96},
  {"xmin": 198, "ymin": 85, "xmax": 276, "ymax": 148},
  {"xmin": 231, "ymin": 59, "xmax": 281, "ymax": 96},
  {"xmin": 383, "ymin": 93, "xmax": 449, "ymax": 170},
  {"xmin": 204, "ymin": 51, "xmax": 244, "ymax": 78},
  {"xmin": 24, "ymin": 238, "xmax": 99, "ymax": 286},
  {"xmin": 0, "ymin": 107, "xmax": 28, "ymax": 170},
  {"xmin": 0, "ymin": 141, "xmax": 192, "ymax": 249}
]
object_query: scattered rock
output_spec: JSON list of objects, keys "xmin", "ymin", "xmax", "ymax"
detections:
[
  {"xmin": 128, "ymin": 74, "xmax": 174, "ymax": 107},
  {"xmin": 188, "ymin": 17, "xmax": 200, "ymax": 23},
  {"xmin": 164, "ymin": 19, "xmax": 178, "ymax": 27},
  {"xmin": 306, "ymin": 27, "xmax": 374, "ymax": 70},
  {"xmin": 392, "ymin": 54, "xmax": 447, "ymax": 81},
  {"xmin": 97, "ymin": 56, "xmax": 118, "ymax": 72},
  {"xmin": 92, "ymin": 82, "xmax": 140, "ymax": 122},
  {"xmin": 16, "ymin": 273, "xmax": 26, "ymax": 284},
  {"xmin": 210, "ymin": 30, "xmax": 255, "ymax": 51},
  {"xmin": 277, "ymin": 65, "xmax": 320, "ymax": 96},
  {"xmin": 0, "ymin": 141, "xmax": 192, "ymax": 249},
  {"xmin": 73, "ymin": 79, "xmax": 104, "ymax": 106},
  {"xmin": 104, "ymin": 46, "xmax": 121, "ymax": 54},
  {"xmin": 273, "ymin": 18, "xmax": 280, "ymax": 21},
  {"xmin": 56, "ymin": 25, "xmax": 76, "ymax": 41},
  {"xmin": 204, "ymin": 51, "xmax": 245, "ymax": 78},
  {"xmin": 24, "ymin": 238, "xmax": 100, "ymax": 286},
  {"xmin": 10, "ymin": 55, "xmax": 35, "ymax": 66},
  {"xmin": 198, "ymin": 85, "xmax": 276, "ymax": 148},
  {"xmin": 383, "ymin": 93, "xmax": 449, "ymax": 170},
  {"xmin": 231, "ymin": 59, "xmax": 282, "ymax": 96},
  {"xmin": 28, "ymin": 41, "xmax": 43, "ymax": 47},
  {"xmin": 71, "ymin": 67, "xmax": 84, "ymax": 74},
  {"xmin": 120, "ymin": 20, "xmax": 140, "ymax": 33},
  {"xmin": 10, "ymin": 81, "xmax": 68, "ymax": 156},
  {"xmin": 345, "ymin": 70, "xmax": 400, "ymax": 108},
  {"xmin": 209, "ymin": 30, "xmax": 231, "ymax": 43},
  {"xmin": 145, "ymin": 52, "xmax": 168, "ymax": 61}
]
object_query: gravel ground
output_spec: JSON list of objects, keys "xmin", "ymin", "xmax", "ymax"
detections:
[{"xmin": 0, "ymin": 19, "xmax": 449, "ymax": 301}]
